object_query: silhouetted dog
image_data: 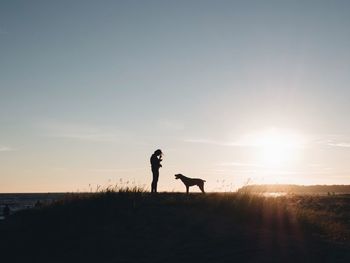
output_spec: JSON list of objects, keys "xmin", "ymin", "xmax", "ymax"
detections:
[{"xmin": 174, "ymin": 174, "xmax": 206, "ymax": 194}]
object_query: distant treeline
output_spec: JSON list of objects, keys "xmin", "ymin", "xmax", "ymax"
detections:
[{"xmin": 237, "ymin": 184, "xmax": 350, "ymax": 194}]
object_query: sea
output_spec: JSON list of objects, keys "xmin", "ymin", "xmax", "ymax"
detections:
[{"xmin": 0, "ymin": 193, "xmax": 70, "ymax": 220}]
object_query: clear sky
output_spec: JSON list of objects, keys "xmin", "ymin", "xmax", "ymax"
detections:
[{"xmin": 1, "ymin": 0, "xmax": 350, "ymax": 192}]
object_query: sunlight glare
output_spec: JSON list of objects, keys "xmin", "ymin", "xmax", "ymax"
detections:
[{"xmin": 250, "ymin": 128, "xmax": 305, "ymax": 167}]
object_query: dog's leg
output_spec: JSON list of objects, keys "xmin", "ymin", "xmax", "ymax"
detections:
[
  {"xmin": 199, "ymin": 183, "xmax": 205, "ymax": 194},
  {"xmin": 186, "ymin": 185, "xmax": 189, "ymax": 194}
]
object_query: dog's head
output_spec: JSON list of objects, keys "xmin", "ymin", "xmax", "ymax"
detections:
[{"xmin": 174, "ymin": 174, "xmax": 183, "ymax": 180}]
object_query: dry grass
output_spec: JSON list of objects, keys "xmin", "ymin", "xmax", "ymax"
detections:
[{"xmin": 1, "ymin": 190, "xmax": 350, "ymax": 262}]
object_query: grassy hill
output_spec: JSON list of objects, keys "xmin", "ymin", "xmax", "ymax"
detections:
[{"xmin": 1, "ymin": 190, "xmax": 350, "ymax": 263}]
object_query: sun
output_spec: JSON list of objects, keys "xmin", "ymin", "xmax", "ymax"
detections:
[{"xmin": 251, "ymin": 128, "xmax": 304, "ymax": 167}]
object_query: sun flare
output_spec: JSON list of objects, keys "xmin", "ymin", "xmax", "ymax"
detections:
[{"xmin": 247, "ymin": 128, "xmax": 305, "ymax": 168}]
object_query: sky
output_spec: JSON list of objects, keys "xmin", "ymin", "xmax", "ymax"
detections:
[{"xmin": 1, "ymin": 0, "xmax": 350, "ymax": 193}]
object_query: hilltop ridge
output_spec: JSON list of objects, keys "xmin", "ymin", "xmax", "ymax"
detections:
[{"xmin": 238, "ymin": 184, "xmax": 350, "ymax": 194}]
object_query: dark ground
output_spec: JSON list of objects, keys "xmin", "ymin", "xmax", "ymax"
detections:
[{"xmin": 1, "ymin": 192, "xmax": 350, "ymax": 263}]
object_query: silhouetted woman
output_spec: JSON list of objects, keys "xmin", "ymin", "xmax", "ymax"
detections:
[{"xmin": 150, "ymin": 149, "xmax": 163, "ymax": 193}]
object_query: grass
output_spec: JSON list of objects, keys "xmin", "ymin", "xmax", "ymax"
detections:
[{"xmin": 1, "ymin": 189, "xmax": 350, "ymax": 263}]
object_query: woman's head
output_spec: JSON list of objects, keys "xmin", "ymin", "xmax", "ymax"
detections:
[{"xmin": 154, "ymin": 149, "xmax": 162, "ymax": 157}]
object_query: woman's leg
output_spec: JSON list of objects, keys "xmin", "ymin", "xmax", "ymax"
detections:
[{"xmin": 151, "ymin": 169, "xmax": 159, "ymax": 193}]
